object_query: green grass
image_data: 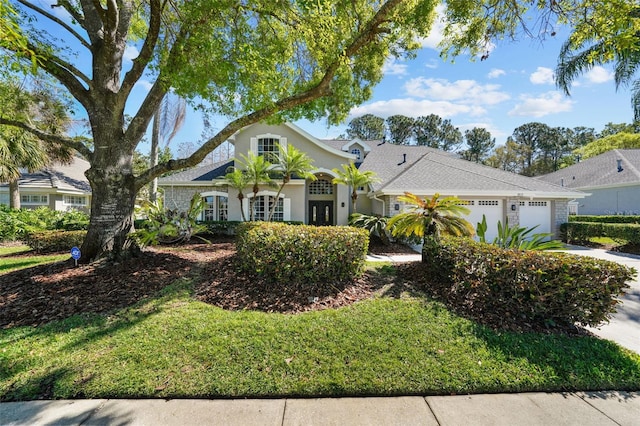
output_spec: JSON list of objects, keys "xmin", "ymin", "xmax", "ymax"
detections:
[
  {"xmin": 0, "ymin": 245, "xmax": 69, "ymax": 274},
  {"xmin": 2, "ymin": 273, "xmax": 640, "ymax": 401}
]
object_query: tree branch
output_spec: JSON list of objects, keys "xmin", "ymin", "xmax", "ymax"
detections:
[
  {"xmin": 135, "ymin": 0, "xmax": 404, "ymax": 189},
  {"xmin": 121, "ymin": 0, "xmax": 163, "ymax": 97},
  {"xmin": 17, "ymin": 0, "xmax": 91, "ymax": 50},
  {"xmin": 0, "ymin": 117, "xmax": 93, "ymax": 159}
]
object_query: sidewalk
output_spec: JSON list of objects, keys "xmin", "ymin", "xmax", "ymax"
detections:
[{"xmin": 2, "ymin": 391, "xmax": 640, "ymax": 425}]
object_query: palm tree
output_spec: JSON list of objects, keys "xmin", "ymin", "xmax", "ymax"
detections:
[
  {"xmin": 0, "ymin": 82, "xmax": 73, "ymax": 208},
  {"xmin": 216, "ymin": 168, "xmax": 249, "ymax": 222},
  {"xmin": 236, "ymin": 151, "xmax": 276, "ymax": 221},
  {"xmin": 331, "ymin": 163, "xmax": 379, "ymax": 213},
  {"xmin": 387, "ymin": 192, "xmax": 474, "ymax": 262},
  {"xmin": 266, "ymin": 143, "xmax": 317, "ymax": 221},
  {"xmin": 556, "ymin": 12, "xmax": 640, "ymax": 120}
]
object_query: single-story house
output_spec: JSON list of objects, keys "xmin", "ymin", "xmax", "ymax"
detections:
[
  {"xmin": 537, "ymin": 149, "xmax": 640, "ymax": 216},
  {"xmin": 159, "ymin": 122, "xmax": 586, "ymax": 239},
  {"xmin": 0, "ymin": 156, "xmax": 92, "ymax": 211}
]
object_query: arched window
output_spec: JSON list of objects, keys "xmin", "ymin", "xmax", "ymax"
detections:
[
  {"xmin": 201, "ymin": 193, "xmax": 229, "ymax": 221},
  {"xmin": 258, "ymin": 137, "xmax": 279, "ymax": 157},
  {"xmin": 309, "ymin": 177, "xmax": 333, "ymax": 195}
]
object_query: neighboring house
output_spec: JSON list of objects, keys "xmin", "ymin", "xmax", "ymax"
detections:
[
  {"xmin": 159, "ymin": 122, "xmax": 585, "ymax": 239},
  {"xmin": 537, "ymin": 149, "xmax": 640, "ymax": 216},
  {"xmin": 0, "ymin": 156, "xmax": 92, "ymax": 212}
]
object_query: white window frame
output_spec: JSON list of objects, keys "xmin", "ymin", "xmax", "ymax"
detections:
[
  {"xmin": 250, "ymin": 134, "xmax": 287, "ymax": 161},
  {"xmin": 200, "ymin": 191, "xmax": 229, "ymax": 221},
  {"xmin": 63, "ymin": 195, "xmax": 87, "ymax": 206},
  {"xmin": 243, "ymin": 191, "xmax": 291, "ymax": 222},
  {"xmin": 21, "ymin": 194, "xmax": 48, "ymax": 205}
]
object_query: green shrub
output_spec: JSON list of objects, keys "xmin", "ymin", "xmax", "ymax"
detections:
[
  {"xmin": 562, "ymin": 222, "xmax": 640, "ymax": 244},
  {"xmin": 415, "ymin": 237, "xmax": 634, "ymax": 329},
  {"xmin": 23, "ymin": 230, "xmax": 87, "ymax": 254},
  {"xmin": 236, "ymin": 222, "xmax": 369, "ymax": 286},
  {"xmin": 0, "ymin": 207, "xmax": 89, "ymax": 241},
  {"xmin": 570, "ymin": 215, "xmax": 640, "ymax": 224}
]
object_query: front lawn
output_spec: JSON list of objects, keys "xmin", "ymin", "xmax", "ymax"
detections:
[
  {"xmin": 0, "ymin": 245, "xmax": 69, "ymax": 274},
  {"xmin": 2, "ymin": 257, "xmax": 640, "ymax": 401}
]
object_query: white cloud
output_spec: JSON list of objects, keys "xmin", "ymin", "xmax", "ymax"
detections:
[
  {"xmin": 124, "ymin": 45, "xmax": 140, "ymax": 62},
  {"xmin": 350, "ymin": 98, "xmax": 486, "ymax": 119},
  {"xmin": 585, "ymin": 66, "xmax": 614, "ymax": 84},
  {"xmin": 530, "ymin": 67, "xmax": 555, "ymax": 85},
  {"xmin": 508, "ymin": 91, "xmax": 574, "ymax": 117},
  {"xmin": 403, "ymin": 77, "xmax": 510, "ymax": 105},
  {"xmin": 425, "ymin": 59, "xmax": 439, "ymax": 70},
  {"xmin": 419, "ymin": 4, "xmax": 446, "ymax": 50},
  {"xmin": 382, "ymin": 58, "xmax": 408, "ymax": 76},
  {"xmin": 487, "ymin": 69, "xmax": 506, "ymax": 79},
  {"xmin": 134, "ymin": 79, "xmax": 154, "ymax": 92}
]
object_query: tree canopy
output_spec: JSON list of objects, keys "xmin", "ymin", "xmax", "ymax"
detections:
[{"xmin": 0, "ymin": 0, "xmax": 439, "ymax": 261}]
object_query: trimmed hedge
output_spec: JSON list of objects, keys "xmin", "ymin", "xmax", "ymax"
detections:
[
  {"xmin": 235, "ymin": 222, "xmax": 369, "ymax": 286},
  {"xmin": 562, "ymin": 222, "xmax": 640, "ymax": 244},
  {"xmin": 23, "ymin": 230, "xmax": 87, "ymax": 254},
  {"xmin": 417, "ymin": 237, "xmax": 634, "ymax": 329},
  {"xmin": 570, "ymin": 215, "xmax": 640, "ymax": 224}
]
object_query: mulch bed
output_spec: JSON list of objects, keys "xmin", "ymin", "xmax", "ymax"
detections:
[{"xmin": 0, "ymin": 238, "xmax": 409, "ymax": 329}]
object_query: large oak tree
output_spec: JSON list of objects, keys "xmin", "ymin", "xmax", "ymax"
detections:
[
  {"xmin": 0, "ymin": 0, "xmax": 438, "ymax": 262},
  {"xmin": 0, "ymin": 0, "xmax": 631, "ymax": 262}
]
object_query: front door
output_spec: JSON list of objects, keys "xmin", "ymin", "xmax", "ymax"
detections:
[{"xmin": 308, "ymin": 201, "xmax": 334, "ymax": 226}]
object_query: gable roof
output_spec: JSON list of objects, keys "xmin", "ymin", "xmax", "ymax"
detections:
[
  {"xmin": 359, "ymin": 144, "xmax": 585, "ymax": 199},
  {"xmin": 536, "ymin": 149, "xmax": 640, "ymax": 189},
  {"xmin": 158, "ymin": 160, "xmax": 233, "ymax": 185},
  {"xmin": 0, "ymin": 156, "xmax": 91, "ymax": 194}
]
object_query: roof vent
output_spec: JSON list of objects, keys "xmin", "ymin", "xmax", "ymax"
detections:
[
  {"xmin": 377, "ymin": 136, "xmax": 386, "ymax": 146},
  {"xmin": 397, "ymin": 153, "xmax": 407, "ymax": 166},
  {"xmin": 617, "ymin": 159, "xmax": 624, "ymax": 172}
]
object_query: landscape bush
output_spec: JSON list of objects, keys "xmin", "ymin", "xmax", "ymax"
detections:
[
  {"xmin": 0, "ymin": 207, "xmax": 89, "ymax": 241},
  {"xmin": 570, "ymin": 215, "xmax": 640, "ymax": 224},
  {"xmin": 23, "ymin": 230, "xmax": 87, "ymax": 254},
  {"xmin": 561, "ymin": 222, "xmax": 640, "ymax": 244},
  {"xmin": 413, "ymin": 237, "xmax": 634, "ymax": 329},
  {"xmin": 236, "ymin": 222, "xmax": 369, "ymax": 286}
]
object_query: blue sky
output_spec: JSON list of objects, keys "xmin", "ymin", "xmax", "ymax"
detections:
[{"xmin": 34, "ymin": 1, "xmax": 635, "ymax": 155}]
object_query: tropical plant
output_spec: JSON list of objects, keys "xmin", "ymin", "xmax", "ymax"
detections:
[
  {"xmin": 332, "ymin": 163, "xmax": 379, "ymax": 213},
  {"xmin": 216, "ymin": 168, "xmax": 250, "ymax": 222},
  {"xmin": 236, "ymin": 152, "xmax": 277, "ymax": 221},
  {"xmin": 266, "ymin": 143, "xmax": 317, "ymax": 221},
  {"xmin": 476, "ymin": 215, "xmax": 565, "ymax": 251},
  {"xmin": 556, "ymin": 4, "xmax": 640, "ymax": 120},
  {"xmin": 132, "ymin": 194, "xmax": 208, "ymax": 247},
  {"xmin": 387, "ymin": 192, "xmax": 474, "ymax": 262},
  {"xmin": 349, "ymin": 213, "xmax": 391, "ymax": 245}
]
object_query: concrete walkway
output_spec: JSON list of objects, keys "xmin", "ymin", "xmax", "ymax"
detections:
[
  {"xmin": 2, "ymin": 391, "xmax": 640, "ymax": 425},
  {"xmin": 2, "ymin": 246, "xmax": 639, "ymax": 425}
]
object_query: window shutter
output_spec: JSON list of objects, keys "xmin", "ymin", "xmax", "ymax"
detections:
[
  {"xmin": 279, "ymin": 137, "xmax": 287, "ymax": 161},
  {"xmin": 283, "ymin": 198, "xmax": 291, "ymax": 221},
  {"xmin": 250, "ymin": 137, "xmax": 258, "ymax": 154},
  {"xmin": 242, "ymin": 197, "xmax": 250, "ymax": 221}
]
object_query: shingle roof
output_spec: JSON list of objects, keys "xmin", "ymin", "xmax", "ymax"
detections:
[
  {"xmin": 158, "ymin": 160, "xmax": 233, "ymax": 184},
  {"xmin": 359, "ymin": 144, "xmax": 584, "ymax": 197},
  {"xmin": 0, "ymin": 156, "xmax": 91, "ymax": 193},
  {"xmin": 536, "ymin": 149, "xmax": 640, "ymax": 189}
]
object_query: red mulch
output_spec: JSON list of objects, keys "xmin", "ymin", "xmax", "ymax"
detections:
[{"xmin": 0, "ymin": 237, "xmax": 408, "ymax": 329}]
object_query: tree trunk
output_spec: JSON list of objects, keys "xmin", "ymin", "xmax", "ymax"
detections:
[
  {"xmin": 150, "ymin": 108, "xmax": 160, "ymax": 203},
  {"xmin": 8, "ymin": 179, "xmax": 20, "ymax": 209},
  {"xmin": 81, "ymin": 165, "xmax": 138, "ymax": 263}
]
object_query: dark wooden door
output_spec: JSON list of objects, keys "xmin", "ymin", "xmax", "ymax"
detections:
[{"xmin": 308, "ymin": 201, "xmax": 334, "ymax": 226}]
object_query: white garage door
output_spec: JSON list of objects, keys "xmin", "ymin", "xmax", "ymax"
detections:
[
  {"xmin": 463, "ymin": 199, "xmax": 503, "ymax": 241},
  {"xmin": 519, "ymin": 200, "xmax": 551, "ymax": 235}
]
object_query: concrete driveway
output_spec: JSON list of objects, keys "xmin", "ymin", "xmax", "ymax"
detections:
[{"xmin": 561, "ymin": 245, "xmax": 640, "ymax": 354}]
